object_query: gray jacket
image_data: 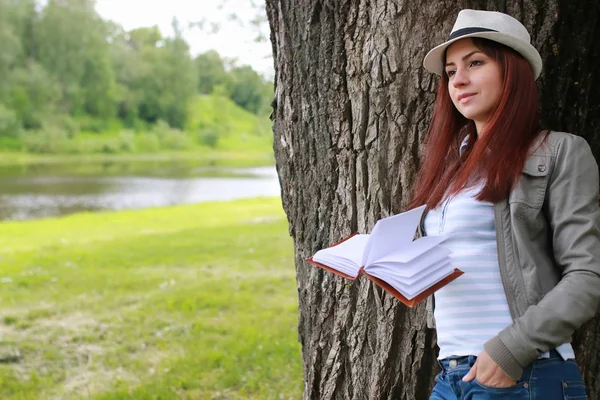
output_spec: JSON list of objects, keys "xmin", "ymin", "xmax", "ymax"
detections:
[{"xmin": 424, "ymin": 131, "xmax": 600, "ymax": 380}]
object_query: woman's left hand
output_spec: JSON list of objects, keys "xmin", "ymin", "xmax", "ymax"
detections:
[{"xmin": 462, "ymin": 350, "xmax": 517, "ymax": 388}]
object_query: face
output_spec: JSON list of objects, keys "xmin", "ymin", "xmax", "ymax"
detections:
[{"xmin": 445, "ymin": 38, "xmax": 503, "ymax": 134}]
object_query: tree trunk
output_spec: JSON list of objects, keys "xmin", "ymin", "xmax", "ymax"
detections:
[{"xmin": 265, "ymin": 0, "xmax": 600, "ymax": 398}]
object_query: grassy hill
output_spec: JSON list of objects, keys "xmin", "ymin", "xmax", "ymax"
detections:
[{"xmin": 187, "ymin": 93, "xmax": 273, "ymax": 154}]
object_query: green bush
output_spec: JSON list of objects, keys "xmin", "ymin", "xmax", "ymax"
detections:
[
  {"xmin": 31, "ymin": 114, "xmax": 81, "ymax": 139},
  {"xmin": 118, "ymin": 130, "xmax": 136, "ymax": 152},
  {"xmin": 78, "ymin": 116, "xmax": 108, "ymax": 133},
  {"xmin": 60, "ymin": 135, "xmax": 123, "ymax": 155},
  {"xmin": 20, "ymin": 127, "xmax": 70, "ymax": 154},
  {"xmin": 135, "ymin": 132, "xmax": 161, "ymax": 152},
  {"xmin": 17, "ymin": 114, "xmax": 82, "ymax": 153},
  {"xmin": 63, "ymin": 139, "xmax": 96, "ymax": 154},
  {"xmin": 152, "ymin": 120, "xmax": 191, "ymax": 150},
  {"xmin": 151, "ymin": 120, "xmax": 172, "ymax": 137},
  {"xmin": 50, "ymin": 115, "xmax": 80, "ymax": 138},
  {"xmin": 159, "ymin": 130, "xmax": 191, "ymax": 150},
  {"xmin": 100, "ymin": 141, "xmax": 121, "ymax": 154},
  {"xmin": 199, "ymin": 129, "xmax": 219, "ymax": 148},
  {"xmin": 0, "ymin": 106, "xmax": 22, "ymax": 138}
]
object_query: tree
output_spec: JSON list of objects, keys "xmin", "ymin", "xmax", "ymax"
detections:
[
  {"xmin": 227, "ymin": 65, "xmax": 271, "ymax": 114},
  {"xmin": 195, "ymin": 50, "xmax": 231, "ymax": 94},
  {"xmin": 36, "ymin": 0, "xmax": 115, "ymax": 116},
  {"xmin": 0, "ymin": 0, "xmax": 53, "ymax": 131},
  {"xmin": 107, "ymin": 22, "xmax": 145, "ymax": 126},
  {"xmin": 125, "ymin": 21, "xmax": 196, "ymax": 129},
  {"xmin": 265, "ymin": 1, "xmax": 600, "ymax": 399},
  {"xmin": 10, "ymin": 61, "xmax": 60, "ymax": 129},
  {"xmin": 0, "ymin": 0, "xmax": 27, "ymax": 102},
  {"xmin": 158, "ymin": 18, "xmax": 197, "ymax": 129},
  {"xmin": 127, "ymin": 25, "xmax": 163, "ymax": 50}
]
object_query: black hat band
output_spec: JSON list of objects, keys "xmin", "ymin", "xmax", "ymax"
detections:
[{"xmin": 448, "ymin": 27, "xmax": 498, "ymax": 41}]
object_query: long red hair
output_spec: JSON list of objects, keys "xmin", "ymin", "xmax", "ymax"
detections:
[{"xmin": 410, "ymin": 38, "xmax": 545, "ymax": 210}]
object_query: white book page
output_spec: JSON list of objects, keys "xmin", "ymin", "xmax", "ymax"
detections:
[
  {"xmin": 364, "ymin": 246, "xmax": 451, "ymax": 278},
  {"xmin": 397, "ymin": 265, "xmax": 456, "ymax": 299},
  {"xmin": 372, "ymin": 235, "xmax": 450, "ymax": 264},
  {"xmin": 401, "ymin": 260, "xmax": 453, "ymax": 286},
  {"xmin": 367, "ymin": 263, "xmax": 455, "ymax": 300},
  {"xmin": 361, "ymin": 205, "xmax": 426, "ymax": 267},
  {"xmin": 314, "ymin": 254, "xmax": 363, "ymax": 277},
  {"xmin": 313, "ymin": 234, "xmax": 370, "ymax": 278},
  {"xmin": 369, "ymin": 258, "xmax": 450, "ymax": 285}
]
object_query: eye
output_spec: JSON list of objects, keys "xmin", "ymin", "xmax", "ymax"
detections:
[
  {"xmin": 446, "ymin": 70, "xmax": 456, "ymax": 77},
  {"xmin": 469, "ymin": 59, "xmax": 484, "ymax": 67}
]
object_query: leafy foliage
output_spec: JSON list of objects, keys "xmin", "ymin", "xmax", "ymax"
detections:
[{"xmin": 0, "ymin": 0, "xmax": 274, "ymax": 150}]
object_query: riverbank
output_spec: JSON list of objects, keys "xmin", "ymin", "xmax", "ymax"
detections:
[
  {"xmin": 0, "ymin": 93, "xmax": 275, "ymax": 169},
  {"xmin": 0, "ymin": 198, "xmax": 301, "ymax": 399},
  {"xmin": 0, "ymin": 148, "xmax": 275, "ymax": 168}
]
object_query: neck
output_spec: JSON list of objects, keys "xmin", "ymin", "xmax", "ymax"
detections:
[{"xmin": 474, "ymin": 120, "xmax": 485, "ymax": 137}]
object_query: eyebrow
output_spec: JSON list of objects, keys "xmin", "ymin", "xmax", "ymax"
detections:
[{"xmin": 445, "ymin": 51, "xmax": 483, "ymax": 67}]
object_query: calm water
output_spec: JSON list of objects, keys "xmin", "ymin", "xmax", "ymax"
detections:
[{"xmin": 0, "ymin": 161, "xmax": 280, "ymax": 221}]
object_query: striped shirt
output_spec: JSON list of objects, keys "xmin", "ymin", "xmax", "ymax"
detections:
[{"xmin": 423, "ymin": 181, "xmax": 575, "ymax": 360}]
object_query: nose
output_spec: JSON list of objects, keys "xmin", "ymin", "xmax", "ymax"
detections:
[{"xmin": 451, "ymin": 68, "xmax": 468, "ymax": 87}]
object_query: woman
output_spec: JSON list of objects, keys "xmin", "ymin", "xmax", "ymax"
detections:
[{"xmin": 411, "ymin": 9, "xmax": 600, "ymax": 399}]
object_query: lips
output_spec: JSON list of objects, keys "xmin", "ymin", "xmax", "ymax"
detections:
[{"xmin": 457, "ymin": 93, "xmax": 476, "ymax": 104}]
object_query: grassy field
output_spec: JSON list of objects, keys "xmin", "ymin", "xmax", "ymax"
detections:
[{"xmin": 0, "ymin": 198, "xmax": 302, "ymax": 399}]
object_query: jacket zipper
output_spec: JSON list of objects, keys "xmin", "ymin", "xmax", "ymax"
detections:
[{"xmin": 493, "ymin": 201, "xmax": 518, "ymax": 320}]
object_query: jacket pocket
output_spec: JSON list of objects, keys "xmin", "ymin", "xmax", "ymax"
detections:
[{"xmin": 509, "ymin": 155, "xmax": 550, "ymax": 209}]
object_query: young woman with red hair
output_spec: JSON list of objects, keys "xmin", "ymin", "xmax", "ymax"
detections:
[{"xmin": 413, "ymin": 9, "xmax": 600, "ymax": 400}]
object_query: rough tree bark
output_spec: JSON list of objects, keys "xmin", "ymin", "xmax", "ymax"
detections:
[{"xmin": 265, "ymin": 0, "xmax": 600, "ymax": 398}]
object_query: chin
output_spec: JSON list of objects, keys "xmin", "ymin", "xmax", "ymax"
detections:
[
  {"xmin": 458, "ymin": 108, "xmax": 485, "ymax": 122},
  {"xmin": 458, "ymin": 110, "xmax": 478, "ymax": 120}
]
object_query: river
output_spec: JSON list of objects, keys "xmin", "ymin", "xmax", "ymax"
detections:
[{"xmin": 0, "ymin": 160, "xmax": 280, "ymax": 221}]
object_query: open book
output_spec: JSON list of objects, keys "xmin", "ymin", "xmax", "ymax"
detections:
[{"xmin": 307, "ymin": 205, "xmax": 463, "ymax": 307}]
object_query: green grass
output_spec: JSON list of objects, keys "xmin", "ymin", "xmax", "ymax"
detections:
[
  {"xmin": 0, "ymin": 198, "xmax": 302, "ymax": 399},
  {"xmin": 0, "ymin": 149, "xmax": 274, "ymax": 168},
  {"xmin": 0, "ymin": 150, "xmax": 274, "ymax": 169},
  {"xmin": 187, "ymin": 94, "xmax": 273, "ymax": 154}
]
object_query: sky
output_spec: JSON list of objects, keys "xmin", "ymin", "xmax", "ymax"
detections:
[{"xmin": 94, "ymin": 0, "xmax": 274, "ymax": 78}]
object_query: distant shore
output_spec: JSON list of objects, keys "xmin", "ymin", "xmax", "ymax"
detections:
[{"xmin": 0, "ymin": 149, "xmax": 275, "ymax": 168}]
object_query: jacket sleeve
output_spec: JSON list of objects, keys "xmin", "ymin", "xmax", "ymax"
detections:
[{"xmin": 484, "ymin": 134, "xmax": 600, "ymax": 380}]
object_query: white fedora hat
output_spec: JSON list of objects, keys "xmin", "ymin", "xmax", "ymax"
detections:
[{"xmin": 423, "ymin": 9, "xmax": 543, "ymax": 79}]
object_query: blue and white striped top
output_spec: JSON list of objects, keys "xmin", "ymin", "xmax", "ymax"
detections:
[{"xmin": 423, "ymin": 182, "xmax": 575, "ymax": 360}]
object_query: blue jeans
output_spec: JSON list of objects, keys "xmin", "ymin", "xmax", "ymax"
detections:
[{"xmin": 430, "ymin": 351, "xmax": 588, "ymax": 399}]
